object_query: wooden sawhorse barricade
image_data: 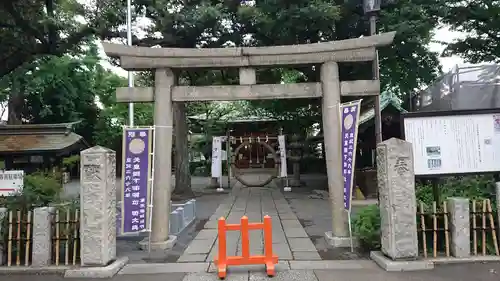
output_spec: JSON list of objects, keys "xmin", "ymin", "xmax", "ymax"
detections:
[{"xmin": 214, "ymin": 215, "xmax": 278, "ymax": 279}]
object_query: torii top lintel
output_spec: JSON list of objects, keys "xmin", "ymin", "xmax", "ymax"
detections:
[{"xmin": 102, "ymin": 32, "xmax": 396, "ymax": 70}]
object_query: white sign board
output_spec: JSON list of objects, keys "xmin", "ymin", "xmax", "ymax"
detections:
[
  {"xmin": 403, "ymin": 112, "xmax": 500, "ymax": 176},
  {"xmin": 211, "ymin": 137, "xmax": 222, "ymax": 178},
  {"xmin": 0, "ymin": 170, "xmax": 24, "ymax": 196},
  {"xmin": 278, "ymin": 135, "xmax": 288, "ymax": 178}
]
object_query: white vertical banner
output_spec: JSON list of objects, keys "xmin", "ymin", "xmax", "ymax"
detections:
[
  {"xmin": 211, "ymin": 136, "xmax": 222, "ymax": 178},
  {"xmin": 278, "ymin": 135, "xmax": 287, "ymax": 178}
]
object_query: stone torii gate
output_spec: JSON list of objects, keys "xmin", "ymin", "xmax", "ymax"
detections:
[{"xmin": 102, "ymin": 31, "xmax": 395, "ymax": 249}]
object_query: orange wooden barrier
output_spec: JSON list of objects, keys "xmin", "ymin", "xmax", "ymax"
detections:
[{"xmin": 214, "ymin": 215, "xmax": 278, "ymax": 279}]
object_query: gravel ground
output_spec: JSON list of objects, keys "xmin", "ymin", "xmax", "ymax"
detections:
[{"xmin": 283, "ymin": 185, "xmax": 376, "ymax": 260}]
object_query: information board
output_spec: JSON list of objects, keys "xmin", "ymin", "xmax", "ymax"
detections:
[
  {"xmin": 403, "ymin": 110, "xmax": 500, "ymax": 176},
  {"xmin": 0, "ymin": 170, "xmax": 24, "ymax": 196}
]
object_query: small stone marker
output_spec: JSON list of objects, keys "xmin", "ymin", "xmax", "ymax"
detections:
[
  {"xmin": 448, "ymin": 198, "xmax": 471, "ymax": 257},
  {"xmin": 377, "ymin": 138, "xmax": 418, "ymax": 260},
  {"xmin": 80, "ymin": 146, "xmax": 117, "ymax": 266}
]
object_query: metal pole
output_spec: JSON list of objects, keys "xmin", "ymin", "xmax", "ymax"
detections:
[
  {"xmin": 126, "ymin": 0, "xmax": 135, "ymax": 126},
  {"xmin": 226, "ymin": 129, "xmax": 231, "ymax": 189},
  {"xmin": 370, "ymin": 15, "xmax": 382, "ymax": 144}
]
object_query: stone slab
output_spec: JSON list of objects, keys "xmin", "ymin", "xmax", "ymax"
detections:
[
  {"xmin": 289, "ymin": 260, "xmax": 378, "ymax": 270},
  {"xmin": 184, "ymin": 239, "xmax": 216, "ymax": 254},
  {"xmin": 204, "ymin": 220, "xmax": 218, "ymax": 229},
  {"xmin": 249, "ymin": 270, "xmax": 318, "ymax": 281},
  {"xmin": 195, "ymin": 229, "xmax": 218, "ymax": 240},
  {"xmin": 118, "ymin": 262, "xmax": 210, "ymax": 275},
  {"xmin": 207, "ymin": 261, "xmax": 290, "ymax": 273},
  {"xmin": 64, "ymin": 256, "xmax": 128, "ymax": 278},
  {"xmin": 178, "ymin": 254, "xmax": 208, "ymax": 263},
  {"xmin": 288, "ymin": 238, "xmax": 317, "ymax": 252},
  {"xmin": 284, "ymin": 227, "xmax": 309, "ymax": 238},
  {"xmin": 272, "ymin": 243, "xmax": 293, "ymax": 260},
  {"xmin": 183, "ymin": 272, "xmax": 248, "ymax": 281},
  {"xmin": 281, "ymin": 220, "xmax": 302, "ymax": 228},
  {"xmin": 370, "ymin": 251, "xmax": 433, "ymax": 272},
  {"xmin": 292, "ymin": 251, "xmax": 322, "ymax": 260}
]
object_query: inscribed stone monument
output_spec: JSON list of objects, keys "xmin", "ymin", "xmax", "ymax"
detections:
[
  {"xmin": 377, "ymin": 138, "xmax": 418, "ymax": 259},
  {"xmin": 80, "ymin": 146, "xmax": 117, "ymax": 266}
]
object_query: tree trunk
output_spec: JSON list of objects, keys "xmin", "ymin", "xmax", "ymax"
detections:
[
  {"xmin": 173, "ymin": 101, "xmax": 193, "ymax": 197},
  {"xmin": 7, "ymin": 78, "xmax": 23, "ymax": 125}
]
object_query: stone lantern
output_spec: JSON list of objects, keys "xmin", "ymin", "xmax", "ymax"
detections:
[{"xmin": 288, "ymin": 134, "xmax": 304, "ymax": 187}]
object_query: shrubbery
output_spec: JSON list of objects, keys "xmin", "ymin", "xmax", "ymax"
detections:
[
  {"xmin": 0, "ymin": 171, "xmax": 63, "ymax": 211},
  {"xmin": 352, "ymin": 175, "xmax": 498, "ymax": 252}
]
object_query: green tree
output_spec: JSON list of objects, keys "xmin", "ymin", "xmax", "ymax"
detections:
[
  {"xmin": 243, "ymin": 0, "xmax": 442, "ymax": 125},
  {"xmin": 0, "ymin": 0, "xmax": 125, "ymax": 77},
  {"xmin": 0, "ymin": 44, "xmax": 126, "ymax": 145},
  {"xmin": 438, "ymin": 0, "xmax": 499, "ymax": 63},
  {"xmin": 0, "ymin": 0, "xmax": 126, "ymax": 123}
]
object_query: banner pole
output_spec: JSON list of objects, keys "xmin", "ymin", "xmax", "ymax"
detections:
[
  {"xmin": 348, "ymin": 210, "xmax": 354, "ymax": 252},
  {"xmin": 148, "ymin": 126, "xmax": 156, "ymax": 255}
]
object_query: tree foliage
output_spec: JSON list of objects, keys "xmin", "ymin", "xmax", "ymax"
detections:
[
  {"xmin": 0, "ymin": 0, "xmax": 125, "ymax": 78},
  {"xmin": 0, "ymin": 44, "xmax": 126, "ymax": 145},
  {"xmin": 437, "ymin": 0, "xmax": 500, "ymax": 63}
]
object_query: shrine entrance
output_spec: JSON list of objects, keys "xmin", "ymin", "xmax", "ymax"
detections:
[
  {"xmin": 229, "ymin": 135, "xmax": 280, "ymax": 188},
  {"xmin": 103, "ymin": 31, "xmax": 395, "ymax": 249}
]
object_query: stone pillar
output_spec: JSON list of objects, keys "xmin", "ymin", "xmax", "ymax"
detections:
[
  {"xmin": 80, "ymin": 146, "xmax": 117, "ymax": 266},
  {"xmin": 448, "ymin": 198, "xmax": 470, "ymax": 257},
  {"xmin": 0, "ymin": 207, "xmax": 7, "ymax": 265},
  {"xmin": 239, "ymin": 68, "xmax": 256, "ymax": 85},
  {"xmin": 150, "ymin": 68, "xmax": 176, "ymax": 249},
  {"xmin": 32, "ymin": 207, "xmax": 55, "ymax": 267},
  {"xmin": 320, "ymin": 61, "xmax": 348, "ymax": 244},
  {"xmin": 169, "ymin": 209, "xmax": 182, "ymax": 234},
  {"xmin": 377, "ymin": 138, "xmax": 418, "ymax": 259}
]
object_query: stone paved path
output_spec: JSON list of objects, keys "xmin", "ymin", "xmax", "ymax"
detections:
[
  {"xmin": 7, "ymin": 262, "xmax": 500, "ymax": 281},
  {"xmin": 177, "ymin": 179, "xmax": 321, "ymax": 263}
]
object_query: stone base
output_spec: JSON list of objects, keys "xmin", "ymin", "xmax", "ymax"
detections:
[
  {"xmin": 324, "ymin": 231, "xmax": 359, "ymax": 248},
  {"xmin": 139, "ymin": 235, "xmax": 177, "ymax": 251},
  {"xmin": 64, "ymin": 256, "xmax": 129, "ymax": 278},
  {"xmin": 370, "ymin": 251, "xmax": 433, "ymax": 272},
  {"xmin": 283, "ymin": 186, "xmax": 292, "ymax": 192},
  {"xmin": 289, "ymin": 179, "xmax": 306, "ymax": 187}
]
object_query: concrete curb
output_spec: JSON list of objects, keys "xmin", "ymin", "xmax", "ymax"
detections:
[
  {"xmin": 0, "ymin": 257, "xmax": 129, "ymax": 278},
  {"xmin": 370, "ymin": 251, "xmax": 434, "ymax": 271},
  {"xmin": 0, "ymin": 266, "xmax": 69, "ymax": 275},
  {"xmin": 324, "ymin": 231, "xmax": 360, "ymax": 248},
  {"xmin": 370, "ymin": 251, "xmax": 500, "ymax": 272},
  {"xmin": 116, "ymin": 260, "xmax": 378, "ymax": 275},
  {"xmin": 64, "ymin": 257, "xmax": 129, "ymax": 278}
]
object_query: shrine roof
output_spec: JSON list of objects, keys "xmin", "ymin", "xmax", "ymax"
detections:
[
  {"xmin": 0, "ymin": 121, "xmax": 88, "ymax": 155},
  {"xmin": 359, "ymin": 92, "xmax": 407, "ymax": 125}
]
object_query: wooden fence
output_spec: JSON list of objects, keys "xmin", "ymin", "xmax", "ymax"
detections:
[
  {"xmin": 1, "ymin": 207, "xmax": 80, "ymax": 267},
  {"xmin": 51, "ymin": 208, "xmax": 80, "ymax": 266},
  {"xmin": 417, "ymin": 199, "xmax": 500, "ymax": 258},
  {"xmin": 417, "ymin": 201, "xmax": 450, "ymax": 258},
  {"xmin": 471, "ymin": 199, "xmax": 499, "ymax": 256},
  {"xmin": 4, "ymin": 210, "xmax": 33, "ymax": 266}
]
